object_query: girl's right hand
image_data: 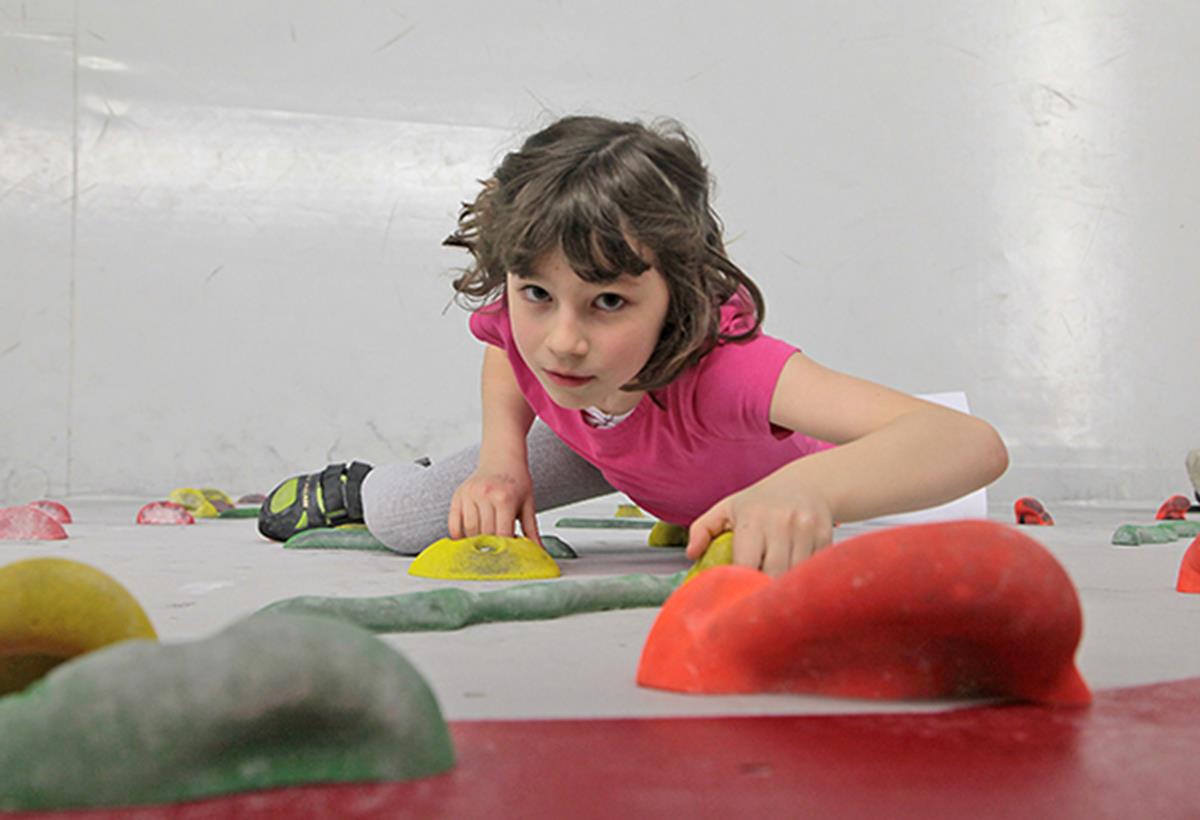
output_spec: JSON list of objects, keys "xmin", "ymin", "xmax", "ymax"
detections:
[{"xmin": 448, "ymin": 465, "xmax": 541, "ymax": 546}]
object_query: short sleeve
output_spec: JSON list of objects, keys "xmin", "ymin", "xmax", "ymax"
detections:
[
  {"xmin": 689, "ymin": 333, "xmax": 799, "ymax": 441},
  {"xmin": 468, "ymin": 298, "xmax": 509, "ymax": 349}
]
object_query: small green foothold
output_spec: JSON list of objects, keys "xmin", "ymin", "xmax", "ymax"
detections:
[
  {"xmin": 541, "ymin": 535, "xmax": 578, "ymax": 559},
  {"xmin": 1159, "ymin": 520, "xmax": 1200, "ymax": 538},
  {"xmin": 259, "ymin": 572, "xmax": 687, "ymax": 633},
  {"xmin": 1111, "ymin": 522, "xmax": 1186, "ymax": 546},
  {"xmin": 647, "ymin": 521, "xmax": 688, "ymax": 547},
  {"xmin": 1111, "ymin": 525, "xmax": 1141, "ymax": 546},
  {"xmin": 217, "ymin": 507, "xmax": 260, "ymax": 519},
  {"xmin": 555, "ymin": 516, "xmax": 656, "ymax": 530},
  {"xmin": 284, "ymin": 527, "xmax": 392, "ymax": 551}
]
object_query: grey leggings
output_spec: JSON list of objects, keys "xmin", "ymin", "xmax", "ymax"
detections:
[{"xmin": 360, "ymin": 420, "xmax": 617, "ymax": 554}]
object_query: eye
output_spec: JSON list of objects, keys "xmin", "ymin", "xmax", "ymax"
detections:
[
  {"xmin": 594, "ymin": 293, "xmax": 626, "ymax": 312},
  {"xmin": 520, "ymin": 285, "xmax": 551, "ymax": 304}
]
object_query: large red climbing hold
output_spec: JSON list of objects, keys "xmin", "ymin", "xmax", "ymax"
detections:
[
  {"xmin": 637, "ymin": 519, "xmax": 1091, "ymax": 706},
  {"xmin": 1177, "ymin": 536, "xmax": 1200, "ymax": 593},
  {"xmin": 1155, "ymin": 495, "xmax": 1190, "ymax": 521},
  {"xmin": 27, "ymin": 500, "xmax": 72, "ymax": 524},
  {"xmin": 136, "ymin": 501, "xmax": 195, "ymax": 525},
  {"xmin": 1014, "ymin": 497, "xmax": 1054, "ymax": 525},
  {"xmin": 0, "ymin": 506, "xmax": 69, "ymax": 540}
]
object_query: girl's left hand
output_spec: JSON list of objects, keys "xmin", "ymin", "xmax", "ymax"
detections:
[{"xmin": 685, "ymin": 478, "xmax": 834, "ymax": 577}]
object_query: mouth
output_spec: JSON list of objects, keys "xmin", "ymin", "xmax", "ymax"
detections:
[{"xmin": 544, "ymin": 369, "xmax": 595, "ymax": 388}]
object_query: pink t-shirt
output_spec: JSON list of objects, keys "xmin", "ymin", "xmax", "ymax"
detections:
[{"xmin": 469, "ymin": 291, "xmax": 833, "ymax": 525}]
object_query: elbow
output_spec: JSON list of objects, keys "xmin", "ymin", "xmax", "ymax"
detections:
[{"xmin": 976, "ymin": 420, "xmax": 1009, "ymax": 485}]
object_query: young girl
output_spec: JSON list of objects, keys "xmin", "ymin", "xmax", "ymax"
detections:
[{"xmin": 259, "ymin": 115, "xmax": 1008, "ymax": 577}]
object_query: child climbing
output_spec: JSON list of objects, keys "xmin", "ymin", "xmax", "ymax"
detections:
[{"xmin": 259, "ymin": 115, "xmax": 1009, "ymax": 576}]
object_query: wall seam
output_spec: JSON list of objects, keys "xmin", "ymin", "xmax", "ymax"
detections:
[{"xmin": 65, "ymin": 0, "xmax": 78, "ymax": 496}]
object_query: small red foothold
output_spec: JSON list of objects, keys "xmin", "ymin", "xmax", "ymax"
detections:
[
  {"xmin": 1014, "ymin": 497, "xmax": 1054, "ymax": 525},
  {"xmin": 0, "ymin": 506, "xmax": 69, "ymax": 540},
  {"xmin": 136, "ymin": 501, "xmax": 196, "ymax": 525},
  {"xmin": 1177, "ymin": 536, "xmax": 1200, "ymax": 593},
  {"xmin": 26, "ymin": 499, "xmax": 72, "ymax": 524},
  {"xmin": 1155, "ymin": 495, "xmax": 1190, "ymax": 521}
]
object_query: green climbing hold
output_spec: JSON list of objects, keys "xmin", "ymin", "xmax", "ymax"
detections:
[
  {"xmin": 259, "ymin": 571, "xmax": 687, "ymax": 633},
  {"xmin": 284, "ymin": 525, "xmax": 391, "ymax": 551},
  {"xmin": 1160, "ymin": 520, "xmax": 1200, "ymax": 537},
  {"xmin": 1111, "ymin": 520, "xmax": 1200, "ymax": 545},
  {"xmin": 541, "ymin": 534, "xmax": 578, "ymax": 559},
  {"xmin": 555, "ymin": 516, "xmax": 656, "ymax": 530},
  {"xmin": 0, "ymin": 614, "xmax": 454, "ymax": 811},
  {"xmin": 217, "ymin": 507, "xmax": 260, "ymax": 519}
]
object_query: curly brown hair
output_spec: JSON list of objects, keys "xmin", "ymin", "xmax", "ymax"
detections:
[{"xmin": 444, "ymin": 115, "xmax": 765, "ymax": 394}]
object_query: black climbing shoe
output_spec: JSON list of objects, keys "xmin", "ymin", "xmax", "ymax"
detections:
[{"xmin": 258, "ymin": 461, "xmax": 374, "ymax": 541}]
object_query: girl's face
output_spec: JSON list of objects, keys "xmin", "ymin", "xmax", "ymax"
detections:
[{"xmin": 507, "ymin": 247, "xmax": 670, "ymax": 416}]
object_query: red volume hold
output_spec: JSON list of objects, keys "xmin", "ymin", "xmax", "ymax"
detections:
[
  {"xmin": 637, "ymin": 519, "xmax": 1090, "ymax": 707},
  {"xmin": 1176, "ymin": 536, "xmax": 1200, "ymax": 593}
]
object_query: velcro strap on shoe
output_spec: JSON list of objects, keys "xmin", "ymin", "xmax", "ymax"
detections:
[
  {"xmin": 344, "ymin": 461, "xmax": 373, "ymax": 520},
  {"xmin": 320, "ymin": 463, "xmax": 349, "ymax": 523}
]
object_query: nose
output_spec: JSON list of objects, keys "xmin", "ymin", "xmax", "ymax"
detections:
[{"xmin": 546, "ymin": 310, "xmax": 588, "ymax": 359}]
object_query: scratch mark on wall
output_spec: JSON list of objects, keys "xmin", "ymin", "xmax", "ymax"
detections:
[
  {"xmin": 58, "ymin": 182, "xmax": 97, "ymax": 207},
  {"xmin": 0, "ymin": 170, "xmax": 37, "ymax": 204},
  {"xmin": 374, "ymin": 25, "xmax": 416, "ymax": 53},
  {"xmin": 1039, "ymin": 85, "xmax": 1077, "ymax": 111},
  {"xmin": 1, "ymin": 342, "xmax": 20, "ymax": 358},
  {"xmin": 381, "ymin": 198, "xmax": 400, "ymax": 255},
  {"xmin": 366, "ymin": 420, "xmax": 398, "ymax": 454},
  {"xmin": 92, "ymin": 99, "xmax": 117, "ymax": 148},
  {"xmin": 206, "ymin": 265, "xmax": 225, "ymax": 283},
  {"xmin": 1077, "ymin": 187, "xmax": 1113, "ymax": 271},
  {"xmin": 523, "ymin": 87, "xmax": 555, "ymax": 115},
  {"xmin": 1092, "ymin": 51, "xmax": 1127, "ymax": 70}
]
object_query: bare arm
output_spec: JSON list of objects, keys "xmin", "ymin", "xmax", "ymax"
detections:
[
  {"xmin": 765, "ymin": 353, "xmax": 1009, "ymax": 524},
  {"xmin": 478, "ymin": 344, "xmax": 536, "ymax": 470},
  {"xmin": 687, "ymin": 352, "xmax": 1008, "ymax": 575},
  {"xmin": 448, "ymin": 345, "xmax": 542, "ymax": 543}
]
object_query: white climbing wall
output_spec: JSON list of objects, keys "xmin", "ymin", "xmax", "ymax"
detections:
[{"xmin": 2, "ymin": 1, "xmax": 1198, "ymax": 504}]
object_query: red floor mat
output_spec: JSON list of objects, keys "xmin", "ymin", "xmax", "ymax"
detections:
[{"xmin": 6, "ymin": 677, "xmax": 1199, "ymax": 819}]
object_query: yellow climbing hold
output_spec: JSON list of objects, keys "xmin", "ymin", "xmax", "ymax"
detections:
[
  {"xmin": 168, "ymin": 487, "xmax": 220, "ymax": 518},
  {"xmin": 683, "ymin": 531, "xmax": 735, "ymax": 584},
  {"xmin": 647, "ymin": 521, "xmax": 688, "ymax": 547},
  {"xmin": 409, "ymin": 535, "xmax": 561, "ymax": 581},
  {"xmin": 200, "ymin": 488, "xmax": 235, "ymax": 512},
  {"xmin": 0, "ymin": 557, "xmax": 157, "ymax": 695},
  {"xmin": 614, "ymin": 503, "xmax": 646, "ymax": 518}
]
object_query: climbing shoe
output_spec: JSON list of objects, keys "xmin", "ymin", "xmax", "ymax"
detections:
[{"xmin": 257, "ymin": 461, "xmax": 374, "ymax": 542}]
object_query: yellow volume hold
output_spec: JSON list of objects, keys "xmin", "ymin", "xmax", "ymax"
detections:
[
  {"xmin": 0, "ymin": 557, "xmax": 157, "ymax": 695},
  {"xmin": 409, "ymin": 535, "xmax": 561, "ymax": 581}
]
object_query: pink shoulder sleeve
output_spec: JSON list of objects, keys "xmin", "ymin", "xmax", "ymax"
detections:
[
  {"xmin": 693, "ymin": 333, "xmax": 799, "ymax": 440},
  {"xmin": 468, "ymin": 299, "xmax": 509, "ymax": 348}
]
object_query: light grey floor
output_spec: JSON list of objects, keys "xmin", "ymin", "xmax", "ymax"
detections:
[{"xmin": 3, "ymin": 495, "xmax": 1198, "ymax": 720}]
